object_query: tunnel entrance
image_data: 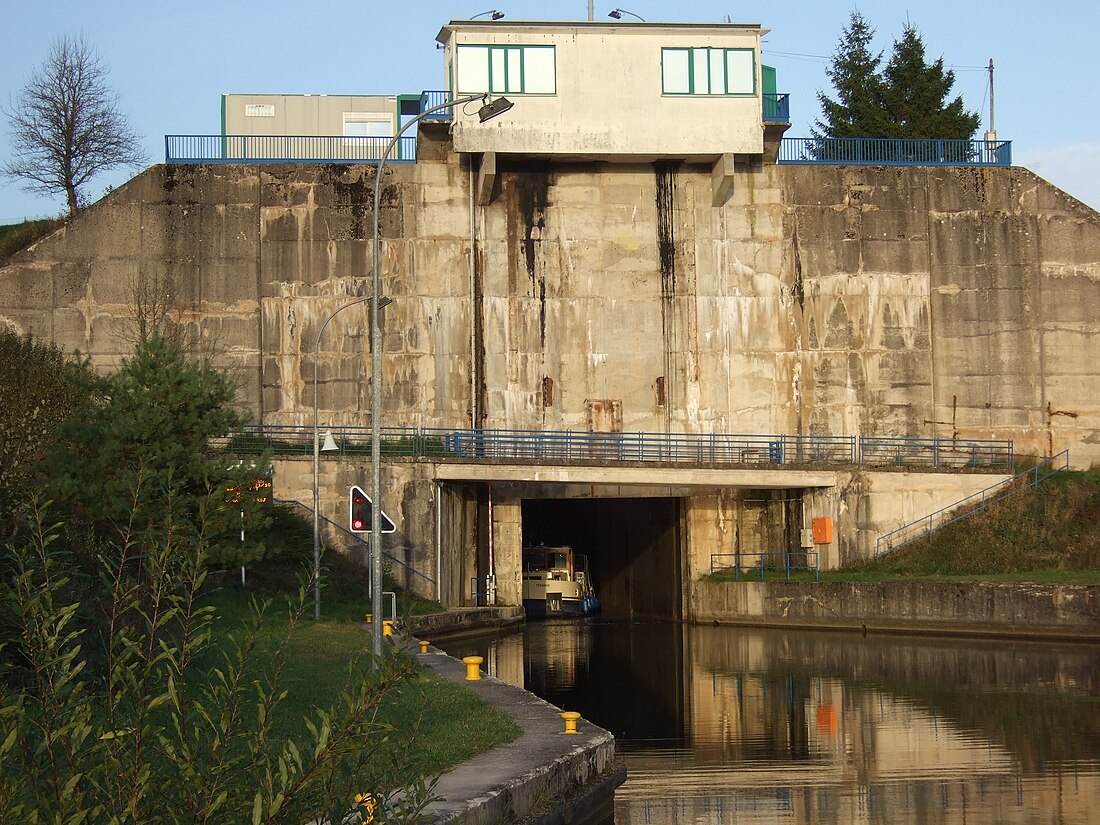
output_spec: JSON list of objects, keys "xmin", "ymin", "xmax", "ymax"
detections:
[{"xmin": 521, "ymin": 497, "xmax": 682, "ymax": 621}]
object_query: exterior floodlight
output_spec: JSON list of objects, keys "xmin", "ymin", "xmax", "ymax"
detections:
[
  {"xmin": 478, "ymin": 96, "xmax": 514, "ymax": 122},
  {"xmin": 608, "ymin": 8, "xmax": 645, "ymax": 21},
  {"xmin": 472, "ymin": 9, "xmax": 504, "ymax": 19}
]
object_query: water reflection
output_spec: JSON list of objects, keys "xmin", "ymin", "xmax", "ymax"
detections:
[{"xmin": 437, "ymin": 621, "xmax": 1100, "ymax": 825}]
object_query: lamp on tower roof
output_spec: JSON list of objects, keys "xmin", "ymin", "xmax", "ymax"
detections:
[
  {"xmin": 471, "ymin": 9, "xmax": 505, "ymax": 19},
  {"xmin": 608, "ymin": 8, "xmax": 645, "ymax": 21}
]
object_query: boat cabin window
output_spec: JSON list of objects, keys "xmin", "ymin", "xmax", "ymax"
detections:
[
  {"xmin": 547, "ymin": 551, "xmax": 569, "ymax": 569},
  {"xmin": 522, "ymin": 547, "xmax": 573, "ymax": 573}
]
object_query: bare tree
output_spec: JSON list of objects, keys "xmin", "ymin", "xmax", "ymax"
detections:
[{"xmin": 3, "ymin": 33, "xmax": 148, "ymax": 218}]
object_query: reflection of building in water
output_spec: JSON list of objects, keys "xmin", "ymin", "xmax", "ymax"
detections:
[
  {"xmin": 616, "ymin": 661, "xmax": 1098, "ymax": 825},
  {"xmin": 482, "ymin": 632, "xmax": 525, "ymax": 689},
  {"xmin": 526, "ymin": 620, "xmax": 593, "ymax": 694},
  {"xmin": 484, "ymin": 620, "xmax": 593, "ymax": 694}
]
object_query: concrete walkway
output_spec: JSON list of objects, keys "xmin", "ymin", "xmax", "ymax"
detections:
[{"xmin": 401, "ymin": 623, "xmax": 623, "ymax": 825}]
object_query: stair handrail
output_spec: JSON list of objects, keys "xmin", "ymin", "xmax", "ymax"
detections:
[
  {"xmin": 875, "ymin": 451, "xmax": 1071, "ymax": 557},
  {"xmin": 276, "ymin": 498, "xmax": 435, "ymax": 584}
]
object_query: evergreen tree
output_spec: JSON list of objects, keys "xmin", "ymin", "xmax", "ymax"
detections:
[
  {"xmin": 0, "ymin": 330, "xmax": 98, "ymax": 538},
  {"xmin": 47, "ymin": 334, "xmax": 268, "ymax": 558},
  {"xmin": 816, "ymin": 13, "xmax": 981, "ymax": 141},
  {"xmin": 815, "ymin": 11, "xmax": 890, "ymax": 139},
  {"xmin": 879, "ymin": 23, "xmax": 981, "ymax": 139}
]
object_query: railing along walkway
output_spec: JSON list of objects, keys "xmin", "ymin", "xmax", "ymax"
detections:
[
  {"xmin": 875, "ymin": 451, "xmax": 1070, "ymax": 557},
  {"xmin": 219, "ymin": 425, "xmax": 1014, "ymax": 473},
  {"xmin": 779, "ymin": 136, "xmax": 1012, "ymax": 167},
  {"xmin": 710, "ymin": 551, "xmax": 821, "ymax": 581}
]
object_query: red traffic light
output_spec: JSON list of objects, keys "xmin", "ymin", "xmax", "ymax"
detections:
[
  {"xmin": 347, "ymin": 485, "xmax": 397, "ymax": 534},
  {"xmin": 350, "ymin": 486, "xmax": 369, "ymax": 533}
]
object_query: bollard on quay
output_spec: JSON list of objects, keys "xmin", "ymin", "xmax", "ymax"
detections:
[
  {"xmin": 561, "ymin": 711, "xmax": 581, "ymax": 734},
  {"xmin": 463, "ymin": 655, "xmax": 484, "ymax": 680}
]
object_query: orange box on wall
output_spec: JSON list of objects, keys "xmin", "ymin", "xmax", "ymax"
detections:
[{"xmin": 812, "ymin": 517, "xmax": 833, "ymax": 544}]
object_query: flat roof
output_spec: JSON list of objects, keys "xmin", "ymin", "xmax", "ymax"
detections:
[{"xmin": 437, "ymin": 19, "xmax": 766, "ymax": 42}]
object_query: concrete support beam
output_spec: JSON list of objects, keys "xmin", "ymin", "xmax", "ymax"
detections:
[
  {"xmin": 477, "ymin": 151, "xmax": 497, "ymax": 206},
  {"xmin": 711, "ymin": 152, "xmax": 736, "ymax": 207},
  {"xmin": 491, "ymin": 494, "xmax": 523, "ymax": 606},
  {"xmin": 762, "ymin": 121, "xmax": 791, "ymax": 164},
  {"xmin": 434, "ymin": 463, "xmax": 838, "ymax": 489}
]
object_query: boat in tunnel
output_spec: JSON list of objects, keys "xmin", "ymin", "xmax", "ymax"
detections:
[{"xmin": 521, "ymin": 544, "xmax": 600, "ymax": 618}]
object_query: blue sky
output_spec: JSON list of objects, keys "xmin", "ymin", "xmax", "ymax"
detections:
[{"xmin": 2, "ymin": 1, "xmax": 1097, "ymax": 222}]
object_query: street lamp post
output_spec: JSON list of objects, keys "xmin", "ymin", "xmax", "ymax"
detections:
[
  {"xmin": 369, "ymin": 91, "xmax": 513, "ymax": 657},
  {"xmin": 312, "ymin": 294, "xmax": 390, "ymax": 621}
]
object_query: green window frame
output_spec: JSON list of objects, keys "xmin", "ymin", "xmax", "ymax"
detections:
[
  {"xmin": 456, "ymin": 44, "xmax": 556, "ymax": 95},
  {"xmin": 661, "ymin": 47, "xmax": 756, "ymax": 95}
]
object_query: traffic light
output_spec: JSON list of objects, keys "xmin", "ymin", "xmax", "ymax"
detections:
[{"xmin": 350, "ymin": 485, "xmax": 370, "ymax": 533}]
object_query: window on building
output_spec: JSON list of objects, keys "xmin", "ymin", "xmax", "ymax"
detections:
[
  {"xmin": 343, "ymin": 114, "xmax": 393, "ymax": 137},
  {"xmin": 456, "ymin": 44, "xmax": 556, "ymax": 95},
  {"xmin": 661, "ymin": 47, "xmax": 755, "ymax": 95}
]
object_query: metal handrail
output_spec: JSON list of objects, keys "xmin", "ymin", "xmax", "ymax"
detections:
[
  {"xmin": 859, "ymin": 436, "xmax": 1014, "ymax": 471},
  {"xmin": 778, "ymin": 136, "xmax": 1012, "ymax": 167},
  {"xmin": 165, "ymin": 134, "xmax": 419, "ymax": 164},
  {"xmin": 874, "ymin": 450, "xmax": 1070, "ymax": 557},
  {"xmin": 276, "ymin": 497, "xmax": 435, "ymax": 584},
  {"xmin": 710, "ymin": 551, "xmax": 821, "ymax": 582},
  {"xmin": 218, "ymin": 425, "xmax": 1013, "ymax": 472},
  {"xmin": 762, "ymin": 93, "xmax": 790, "ymax": 122}
]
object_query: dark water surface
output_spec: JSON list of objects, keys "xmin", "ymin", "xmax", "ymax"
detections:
[{"xmin": 436, "ymin": 620, "xmax": 1100, "ymax": 825}]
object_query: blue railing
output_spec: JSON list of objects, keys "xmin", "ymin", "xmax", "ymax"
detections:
[
  {"xmin": 875, "ymin": 450, "xmax": 1069, "ymax": 557},
  {"xmin": 778, "ymin": 137, "xmax": 1012, "ymax": 167},
  {"xmin": 419, "ymin": 90, "xmax": 453, "ymax": 120},
  {"xmin": 859, "ymin": 436, "xmax": 1013, "ymax": 470},
  {"xmin": 710, "ymin": 551, "xmax": 821, "ymax": 582},
  {"xmin": 216, "ymin": 426, "xmax": 1013, "ymax": 472},
  {"xmin": 762, "ymin": 93, "xmax": 790, "ymax": 123},
  {"xmin": 165, "ymin": 134, "xmax": 419, "ymax": 164}
]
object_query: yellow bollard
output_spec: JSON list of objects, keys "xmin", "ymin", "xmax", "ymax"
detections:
[
  {"xmin": 364, "ymin": 613, "xmax": 373, "ymax": 624},
  {"xmin": 353, "ymin": 792, "xmax": 376, "ymax": 823},
  {"xmin": 561, "ymin": 711, "xmax": 581, "ymax": 735},
  {"xmin": 463, "ymin": 655, "xmax": 484, "ymax": 681},
  {"xmin": 382, "ymin": 620, "xmax": 394, "ymax": 637},
  {"xmin": 419, "ymin": 640, "xmax": 430, "ymax": 654}
]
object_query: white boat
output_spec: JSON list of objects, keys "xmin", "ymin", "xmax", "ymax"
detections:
[{"xmin": 521, "ymin": 544, "xmax": 600, "ymax": 617}]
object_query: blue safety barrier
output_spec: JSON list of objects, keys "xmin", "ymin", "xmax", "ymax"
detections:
[
  {"xmin": 710, "ymin": 551, "xmax": 821, "ymax": 582},
  {"xmin": 779, "ymin": 136, "xmax": 1012, "ymax": 166},
  {"xmin": 165, "ymin": 134, "xmax": 418, "ymax": 164},
  {"xmin": 216, "ymin": 426, "xmax": 1013, "ymax": 472}
]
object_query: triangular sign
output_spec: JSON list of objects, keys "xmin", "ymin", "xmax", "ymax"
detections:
[{"xmin": 349, "ymin": 485, "xmax": 397, "ymax": 534}]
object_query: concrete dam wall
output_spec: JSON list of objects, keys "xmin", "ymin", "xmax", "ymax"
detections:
[
  {"xmin": 2, "ymin": 147, "xmax": 1096, "ymax": 469},
  {"xmin": 2, "ymin": 143, "xmax": 1098, "ymax": 602}
]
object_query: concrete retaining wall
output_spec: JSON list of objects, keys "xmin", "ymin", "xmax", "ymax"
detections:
[
  {"xmin": 2, "ymin": 158, "xmax": 1098, "ymax": 467},
  {"xmin": 692, "ymin": 579, "xmax": 1100, "ymax": 641}
]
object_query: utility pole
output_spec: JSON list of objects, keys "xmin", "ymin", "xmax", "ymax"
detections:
[
  {"xmin": 985, "ymin": 59, "xmax": 996, "ymax": 142},
  {"xmin": 588, "ymin": 0, "xmax": 594, "ymax": 21}
]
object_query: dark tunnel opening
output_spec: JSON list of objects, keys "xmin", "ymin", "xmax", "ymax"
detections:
[{"xmin": 521, "ymin": 497, "xmax": 682, "ymax": 621}]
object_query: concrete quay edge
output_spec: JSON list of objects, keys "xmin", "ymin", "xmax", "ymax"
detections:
[{"xmin": 400, "ymin": 610, "xmax": 623, "ymax": 825}]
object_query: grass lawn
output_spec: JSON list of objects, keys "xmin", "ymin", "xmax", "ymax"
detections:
[{"xmin": 198, "ymin": 576, "xmax": 521, "ymax": 784}]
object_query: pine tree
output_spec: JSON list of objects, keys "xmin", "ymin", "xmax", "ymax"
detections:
[
  {"xmin": 816, "ymin": 13, "xmax": 981, "ymax": 142},
  {"xmin": 879, "ymin": 23, "xmax": 981, "ymax": 139},
  {"xmin": 814, "ymin": 11, "xmax": 890, "ymax": 139},
  {"xmin": 47, "ymin": 334, "xmax": 269, "ymax": 561}
]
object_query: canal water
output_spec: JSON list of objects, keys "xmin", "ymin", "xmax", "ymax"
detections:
[{"xmin": 436, "ymin": 620, "xmax": 1100, "ymax": 825}]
